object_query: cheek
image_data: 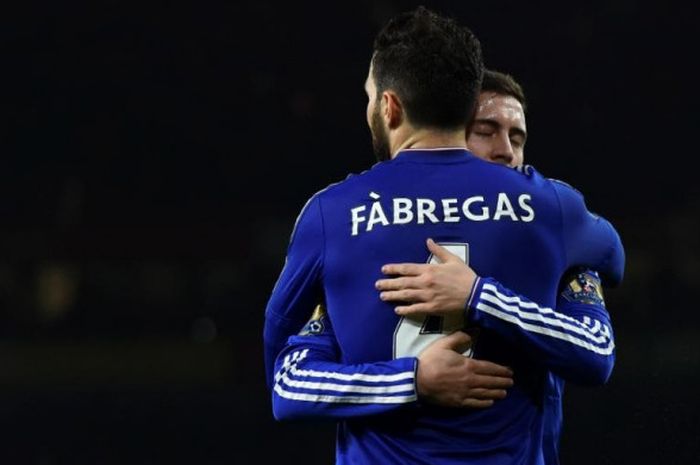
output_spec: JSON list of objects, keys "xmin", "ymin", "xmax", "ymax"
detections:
[{"xmin": 512, "ymin": 150, "xmax": 525, "ymax": 167}]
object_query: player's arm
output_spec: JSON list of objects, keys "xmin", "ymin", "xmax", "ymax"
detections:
[
  {"xmin": 273, "ymin": 306, "xmax": 514, "ymax": 421},
  {"xmin": 467, "ymin": 268, "xmax": 614, "ymax": 385},
  {"xmin": 263, "ymin": 195, "xmax": 325, "ymax": 389},
  {"xmin": 377, "ymin": 240, "xmax": 614, "ymax": 385},
  {"xmin": 464, "ymin": 180, "xmax": 622, "ymax": 384},
  {"xmin": 272, "ymin": 305, "xmax": 418, "ymax": 421}
]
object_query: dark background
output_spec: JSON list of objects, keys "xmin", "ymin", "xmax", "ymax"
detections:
[{"xmin": 2, "ymin": 0, "xmax": 698, "ymax": 463}]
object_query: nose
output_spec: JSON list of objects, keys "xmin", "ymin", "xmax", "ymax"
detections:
[{"xmin": 490, "ymin": 133, "xmax": 514, "ymax": 166}]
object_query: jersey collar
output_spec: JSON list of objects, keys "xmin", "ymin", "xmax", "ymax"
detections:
[{"xmin": 391, "ymin": 147, "xmax": 475, "ymax": 164}]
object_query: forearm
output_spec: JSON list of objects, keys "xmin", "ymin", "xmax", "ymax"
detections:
[
  {"xmin": 467, "ymin": 276, "xmax": 615, "ymax": 385},
  {"xmin": 272, "ymin": 335, "xmax": 418, "ymax": 421}
]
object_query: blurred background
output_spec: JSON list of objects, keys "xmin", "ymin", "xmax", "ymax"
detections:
[{"xmin": 1, "ymin": 0, "xmax": 698, "ymax": 463}]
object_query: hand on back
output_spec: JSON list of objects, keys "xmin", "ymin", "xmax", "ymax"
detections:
[
  {"xmin": 417, "ymin": 331, "xmax": 513, "ymax": 408},
  {"xmin": 376, "ymin": 238, "xmax": 478, "ymax": 317}
]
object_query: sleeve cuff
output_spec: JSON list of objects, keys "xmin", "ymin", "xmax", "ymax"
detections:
[
  {"xmin": 392, "ymin": 357, "xmax": 420, "ymax": 406},
  {"xmin": 465, "ymin": 275, "xmax": 484, "ymax": 320},
  {"xmin": 411, "ymin": 357, "xmax": 419, "ymax": 399},
  {"xmin": 465, "ymin": 276, "xmax": 493, "ymax": 323}
]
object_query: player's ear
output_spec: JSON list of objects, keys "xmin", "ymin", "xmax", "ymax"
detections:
[{"xmin": 382, "ymin": 91, "xmax": 404, "ymax": 129}]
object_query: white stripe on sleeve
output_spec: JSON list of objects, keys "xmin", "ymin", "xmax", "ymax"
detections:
[{"xmin": 476, "ymin": 283, "xmax": 614, "ymax": 355}]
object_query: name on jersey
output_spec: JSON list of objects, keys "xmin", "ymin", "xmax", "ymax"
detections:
[{"xmin": 350, "ymin": 192, "xmax": 534, "ymax": 236}]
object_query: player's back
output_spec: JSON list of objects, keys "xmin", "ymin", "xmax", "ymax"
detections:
[{"xmin": 315, "ymin": 148, "xmax": 574, "ymax": 464}]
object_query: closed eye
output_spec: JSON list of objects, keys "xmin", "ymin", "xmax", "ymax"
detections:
[
  {"xmin": 509, "ymin": 130, "xmax": 527, "ymax": 148},
  {"xmin": 472, "ymin": 120, "xmax": 499, "ymax": 136}
]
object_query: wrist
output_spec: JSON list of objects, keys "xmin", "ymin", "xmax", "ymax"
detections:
[
  {"xmin": 413, "ymin": 357, "xmax": 427, "ymax": 399},
  {"xmin": 465, "ymin": 275, "xmax": 483, "ymax": 320}
]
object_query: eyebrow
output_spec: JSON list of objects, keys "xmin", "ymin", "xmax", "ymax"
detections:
[{"xmin": 474, "ymin": 118, "xmax": 527, "ymax": 140}]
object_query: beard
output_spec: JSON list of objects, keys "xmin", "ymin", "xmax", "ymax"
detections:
[{"xmin": 370, "ymin": 106, "xmax": 391, "ymax": 162}]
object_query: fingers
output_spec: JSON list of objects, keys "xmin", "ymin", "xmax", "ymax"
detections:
[
  {"xmin": 469, "ymin": 374, "xmax": 514, "ymax": 390},
  {"xmin": 466, "ymin": 388, "xmax": 508, "ymax": 400},
  {"xmin": 379, "ymin": 289, "xmax": 425, "ymax": 304},
  {"xmin": 469, "ymin": 359, "xmax": 514, "ymax": 378},
  {"xmin": 431, "ymin": 331, "xmax": 472, "ymax": 352},
  {"xmin": 380, "ymin": 239, "xmax": 464, "ymax": 278},
  {"xmin": 381, "ymin": 263, "xmax": 426, "ymax": 277},
  {"xmin": 375, "ymin": 276, "xmax": 420, "ymax": 291},
  {"xmin": 426, "ymin": 238, "xmax": 462, "ymax": 263},
  {"xmin": 393, "ymin": 302, "xmax": 431, "ymax": 316},
  {"xmin": 461, "ymin": 398, "xmax": 495, "ymax": 408}
]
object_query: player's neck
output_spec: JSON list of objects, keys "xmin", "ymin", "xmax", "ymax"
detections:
[{"xmin": 390, "ymin": 127, "xmax": 467, "ymax": 159}]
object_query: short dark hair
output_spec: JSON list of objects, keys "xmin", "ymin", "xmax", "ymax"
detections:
[
  {"xmin": 482, "ymin": 69, "xmax": 527, "ymax": 113},
  {"xmin": 372, "ymin": 6, "xmax": 483, "ymax": 129}
]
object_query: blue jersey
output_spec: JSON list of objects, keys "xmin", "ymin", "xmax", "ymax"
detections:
[
  {"xmin": 264, "ymin": 148, "xmax": 624, "ymax": 465},
  {"xmin": 271, "ymin": 270, "xmax": 615, "ymax": 464}
]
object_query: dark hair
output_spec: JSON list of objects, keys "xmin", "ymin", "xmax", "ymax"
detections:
[
  {"xmin": 372, "ymin": 6, "xmax": 483, "ymax": 129},
  {"xmin": 482, "ymin": 69, "xmax": 527, "ymax": 113}
]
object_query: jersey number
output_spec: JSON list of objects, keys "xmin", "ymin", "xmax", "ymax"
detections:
[{"xmin": 392, "ymin": 243, "xmax": 472, "ymax": 358}]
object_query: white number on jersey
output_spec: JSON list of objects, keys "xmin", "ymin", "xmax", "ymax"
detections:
[{"xmin": 392, "ymin": 243, "xmax": 473, "ymax": 358}]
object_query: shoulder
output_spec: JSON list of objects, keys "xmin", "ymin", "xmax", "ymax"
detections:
[
  {"xmin": 506, "ymin": 165, "xmax": 594, "ymax": 220},
  {"xmin": 512, "ymin": 164, "xmax": 567, "ymax": 188},
  {"xmin": 312, "ymin": 162, "xmax": 385, "ymax": 200},
  {"xmin": 501, "ymin": 163, "xmax": 563, "ymax": 196},
  {"xmin": 543, "ymin": 176, "xmax": 599, "ymax": 218},
  {"xmin": 508, "ymin": 166, "xmax": 587, "ymax": 211},
  {"xmin": 548, "ymin": 177, "xmax": 584, "ymax": 198}
]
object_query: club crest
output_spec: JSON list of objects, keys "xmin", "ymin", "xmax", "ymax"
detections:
[
  {"xmin": 562, "ymin": 270, "xmax": 605, "ymax": 307},
  {"xmin": 299, "ymin": 304, "xmax": 327, "ymax": 336}
]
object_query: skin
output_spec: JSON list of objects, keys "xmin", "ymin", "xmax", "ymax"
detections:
[
  {"xmin": 365, "ymin": 64, "xmax": 515, "ymax": 407},
  {"xmin": 376, "ymin": 89, "xmax": 529, "ymax": 317},
  {"xmin": 364, "ymin": 62, "xmax": 468, "ymax": 161},
  {"xmin": 467, "ymin": 92, "xmax": 527, "ymax": 167},
  {"xmin": 378, "ymin": 238, "xmax": 478, "ymax": 318},
  {"xmin": 415, "ymin": 331, "xmax": 513, "ymax": 408}
]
